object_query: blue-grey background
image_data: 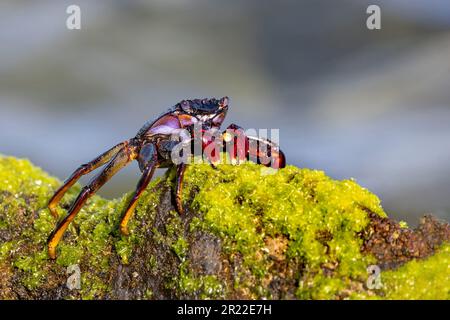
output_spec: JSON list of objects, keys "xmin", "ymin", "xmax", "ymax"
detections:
[{"xmin": 1, "ymin": 0, "xmax": 450, "ymax": 225}]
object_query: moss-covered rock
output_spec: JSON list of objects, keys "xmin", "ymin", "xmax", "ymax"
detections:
[{"xmin": 0, "ymin": 155, "xmax": 448, "ymax": 299}]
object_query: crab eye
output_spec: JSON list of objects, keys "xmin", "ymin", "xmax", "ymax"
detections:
[{"xmin": 219, "ymin": 96, "xmax": 229, "ymax": 108}]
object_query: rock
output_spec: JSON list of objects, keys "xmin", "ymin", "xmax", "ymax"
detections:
[{"xmin": 0, "ymin": 156, "xmax": 448, "ymax": 299}]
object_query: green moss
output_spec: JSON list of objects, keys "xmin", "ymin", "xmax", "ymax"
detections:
[
  {"xmin": 0, "ymin": 155, "xmax": 448, "ymax": 299},
  {"xmin": 144, "ymin": 289, "xmax": 153, "ymax": 299},
  {"xmin": 13, "ymin": 249, "xmax": 48, "ymax": 290},
  {"xmin": 0, "ymin": 156, "xmax": 59, "ymax": 210},
  {"xmin": 178, "ymin": 263, "xmax": 225, "ymax": 299},
  {"xmin": 0, "ymin": 241, "xmax": 17, "ymax": 262},
  {"xmin": 381, "ymin": 244, "xmax": 450, "ymax": 299},
  {"xmin": 32, "ymin": 209, "xmax": 55, "ymax": 240},
  {"xmin": 147, "ymin": 255, "xmax": 157, "ymax": 273},
  {"xmin": 172, "ymin": 237, "xmax": 189, "ymax": 261},
  {"xmin": 80, "ymin": 273, "xmax": 109, "ymax": 300},
  {"xmin": 399, "ymin": 221, "xmax": 408, "ymax": 229},
  {"xmin": 0, "ymin": 156, "xmax": 162, "ymax": 298},
  {"xmin": 181, "ymin": 162, "xmax": 386, "ymax": 299},
  {"xmin": 56, "ymin": 244, "xmax": 84, "ymax": 266}
]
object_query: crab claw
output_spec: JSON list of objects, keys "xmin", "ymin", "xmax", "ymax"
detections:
[{"xmin": 222, "ymin": 124, "xmax": 286, "ymax": 169}]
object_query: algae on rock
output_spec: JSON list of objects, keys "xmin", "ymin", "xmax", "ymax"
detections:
[{"xmin": 0, "ymin": 156, "xmax": 448, "ymax": 299}]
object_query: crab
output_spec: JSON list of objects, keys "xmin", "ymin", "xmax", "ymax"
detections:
[{"xmin": 47, "ymin": 97, "xmax": 286, "ymax": 259}]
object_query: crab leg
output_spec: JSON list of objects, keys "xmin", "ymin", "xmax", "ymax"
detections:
[
  {"xmin": 175, "ymin": 163, "xmax": 187, "ymax": 214},
  {"xmin": 48, "ymin": 147, "xmax": 135, "ymax": 259},
  {"xmin": 119, "ymin": 160, "xmax": 158, "ymax": 236},
  {"xmin": 119, "ymin": 142, "xmax": 160, "ymax": 235},
  {"xmin": 48, "ymin": 141, "xmax": 127, "ymax": 218}
]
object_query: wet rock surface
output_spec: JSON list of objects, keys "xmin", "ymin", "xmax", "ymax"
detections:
[
  {"xmin": 362, "ymin": 212, "xmax": 450, "ymax": 270},
  {"xmin": 0, "ymin": 156, "xmax": 449, "ymax": 299}
]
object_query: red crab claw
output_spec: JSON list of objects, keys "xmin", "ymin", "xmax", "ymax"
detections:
[{"xmin": 221, "ymin": 124, "xmax": 286, "ymax": 169}]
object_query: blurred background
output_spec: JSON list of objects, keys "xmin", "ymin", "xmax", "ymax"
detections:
[{"xmin": 1, "ymin": 0, "xmax": 449, "ymax": 225}]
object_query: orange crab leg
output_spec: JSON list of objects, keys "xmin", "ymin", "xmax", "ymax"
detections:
[
  {"xmin": 48, "ymin": 141, "xmax": 127, "ymax": 218},
  {"xmin": 48, "ymin": 146, "xmax": 136, "ymax": 259},
  {"xmin": 119, "ymin": 160, "xmax": 158, "ymax": 235}
]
